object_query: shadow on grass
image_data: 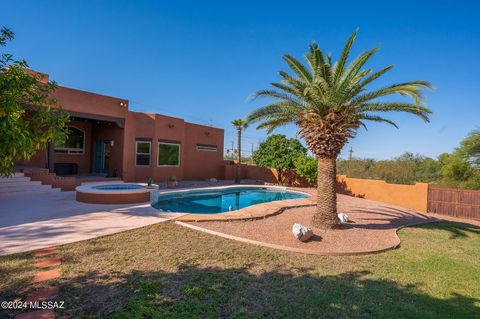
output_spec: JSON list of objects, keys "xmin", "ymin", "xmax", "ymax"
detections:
[
  {"xmin": 409, "ymin": 221, "xmax": 480, "ymax": 239},
  {"xmin": 50, "ymin": 265, "xmax": 480, "ymax": 319}
]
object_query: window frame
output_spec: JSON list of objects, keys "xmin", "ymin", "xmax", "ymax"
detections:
[
  {"xmin": 54, "ymin": 126, "xmax": 85, "ymax": 155},
  {"xmin": 157, "ymin": 141, "xmax": 181, "ymax": 167},
  {"xmin": 135, "ymin": 140, "xmax": 151, "ymax": 167}
]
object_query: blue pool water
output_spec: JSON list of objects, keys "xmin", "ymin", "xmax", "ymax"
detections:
[
  {"xmin": 152, "ymin": 187, "xmax": 308, "ymax": 214},
  {"xmin": 93, "ymin": 184, "xmax": 144, "ymax": 190}
]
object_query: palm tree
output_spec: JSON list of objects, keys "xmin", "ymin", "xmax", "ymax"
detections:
[
  {"xmin": 246, "ymin": 31, "xmax": 432, "ymax": 229},
  {"xmin": 231, "ymin": 118, "xmax": 248, "ymax": 184}
]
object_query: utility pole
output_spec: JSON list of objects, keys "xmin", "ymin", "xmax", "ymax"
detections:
[{"xmin": 348, "ymin": 147, "xmax": 354, "ymax": 161}]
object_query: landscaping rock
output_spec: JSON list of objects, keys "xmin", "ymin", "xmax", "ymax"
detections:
[
  {"xmin": 338, "ymin": 213, "xmax": 350, "ymax": 223},
  {"xmin": 292, "ymin": 223, "xmax": 313, "ymax": 242}
]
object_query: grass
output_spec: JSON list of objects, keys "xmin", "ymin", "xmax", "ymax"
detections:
[{"xmin": 1, "ymin": 221, "xmax": 479, "ymax": 318}]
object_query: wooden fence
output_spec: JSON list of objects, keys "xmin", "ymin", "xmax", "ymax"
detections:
[{"xmin": 428, "ymin": 187, "xmax": 480, "ymax": 220}]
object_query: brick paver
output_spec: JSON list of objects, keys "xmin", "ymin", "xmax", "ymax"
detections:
[
  {"xmin": 29, "ymin": 269, "xmax": 61, "ymax": 285},
  {"xmin": 34, "ymin": 258, "xmax": 61, "ymax": 268},
  {"xmin": 33, "ymin": 248, "xmax": 57, "ymax": 257},
  {"xmin": 25, "ymin": 286, "xmax": 59, "ymax": 302},
  {"xmin": 15, "ymin": 309, "xmax": 55, "ymax": 319}
]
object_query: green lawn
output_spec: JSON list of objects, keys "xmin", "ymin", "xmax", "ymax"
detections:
[{"xmin": 1, "ymin": 221, "xmax": 479, "ymax": 318}]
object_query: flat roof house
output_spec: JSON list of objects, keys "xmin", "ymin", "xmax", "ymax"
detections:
[{"xmin": 17, "ymin": 73, "xmax": 225, "ymax": 182}]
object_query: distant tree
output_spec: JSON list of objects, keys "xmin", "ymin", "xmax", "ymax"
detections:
[
  {"xmin": 337, "ymin": 158, "xmax": 376, "ymax": 179},
  {"xmin": 247, "ymin": 30, "xmax": 432, "ymax": 228},
  {"xmin": 456, "ymin": 130, "xmax": 480, "ymax": 167},
  {"xmin": 438, "ymin": 153, "xmax": 473, "ymax": 183},
  {"xmin": 416, "ymin": 157, "xmax": 441, "ymax": 182},
  {"xmin": 0, "ymin": 26, "xmax": 68, "ymax": 177},
  {"xmin": 231, "ymin": 118, "xmax": 248, "ymax": 184},
  {"xmin": 252, "ymin": 134, "xmax": 306, "ymax": 184},
  {"xmin": 294, "ymin": 155, "xmax": 317, "ymax": 184}
]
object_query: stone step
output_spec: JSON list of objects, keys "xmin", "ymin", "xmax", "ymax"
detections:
[
  {"xmin": 0, "ymin": 181, "xmax": 42, "ymax": 188},
  {"xmin": 0, "ymin": 185, "xmax": 58, "ymax": 194},
  {"xmin": 0, "ymin": 176, "xmax": 32, "ymax": 182}
]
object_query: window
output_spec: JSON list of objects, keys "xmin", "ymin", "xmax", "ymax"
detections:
[
  {"xmin": 196, "ymin": 144, "xmax": 217, "ymax": 152},
  {"xmin": 135, "ymin": 141, "xmax": 151, "ymax": 166},
  {"xmin": 55, "ymin": 127, "xmax": 84, "ymax": 154},
  {"xmin": 158, "ymin": 142, "xmax": 180, "ymax": 166}
]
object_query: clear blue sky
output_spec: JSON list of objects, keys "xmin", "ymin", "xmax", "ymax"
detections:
[{"xmin": 1, "ymin": 0, "xmax": 479, "ymax": 159}]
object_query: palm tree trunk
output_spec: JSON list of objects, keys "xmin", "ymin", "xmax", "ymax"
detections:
[
  {"xmin": 235, "ymin": 129, "xmax": 242, "ymax": 184},
  {"xmin": 277, "ymin": 168, "xmax": 283, "ymax": 185},
  {"xmin": 311, "ymin": 156, "xmax": 340, "ymax": 229}
]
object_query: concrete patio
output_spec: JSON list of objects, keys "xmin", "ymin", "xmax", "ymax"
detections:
[{"xmin": 0, "ymin": 190, "xmax": 175, "ymax": 255}]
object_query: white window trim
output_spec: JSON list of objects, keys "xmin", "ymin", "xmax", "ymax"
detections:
[
  {"xmin": 54, "ymin": 126, "xmax": 85, "ymax": 155},
  {"xmin": 196, "ymin": 145, "xmax": 218, "ymax": 152},
  {"xmin": 135, "ymin": 140, "xmax": 151, "ymax": 166},
  {"xmin": 158, "ymin": 142, "xmax": 181, "ymax": 167}
]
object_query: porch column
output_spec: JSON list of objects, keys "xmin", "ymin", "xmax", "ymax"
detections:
[{"xmin": 47, "ymin": 141, "xmax": 55, "ymax": 173}]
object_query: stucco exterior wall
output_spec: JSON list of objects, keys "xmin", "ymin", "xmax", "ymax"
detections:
[
  {"xmin": 225, "ymin": 165, "xmax": 429, "ymax": 213},
  {"xmin": 183, "ymin": 123, "xmax": 225, "ymax": 180},
  {"xmin": 16, "ymin": 73, "xmax": 225, "ymax": 182},
  {"xmin": 121, "ymin": 112, "xmax": 224, "ymax": 182},
  {"xmin": 52, "ymin": 86, "xmax": 128, "ymax": 119},
  {"xmin": 336, "ymin": 175, "xmax": 429, "ymax": 213}
]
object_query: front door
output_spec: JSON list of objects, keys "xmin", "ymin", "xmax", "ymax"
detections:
[{"xmin": 93, "ymin": 140, "xmax": 107, "ymax": 174}]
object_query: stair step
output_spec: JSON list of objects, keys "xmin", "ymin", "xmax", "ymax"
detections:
[
  {"xmin": 0, "ymin": 189, "xmax": 62, "ymax": 196},
  {"xmin": 0, "ymin": 176, "xmax": 32, "ymax": 182},
  {"xmin": 0, "ymin": 181, "xmax": 42, "ymax": 188},
  {"xmin": 0, "ymin": 185, "xmax": 55, "ymax": 193}
]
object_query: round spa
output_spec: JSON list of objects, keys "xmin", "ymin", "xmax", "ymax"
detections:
[{"xmin": 76, "ymin": 183, "xmax": 158, "ymax": 204}]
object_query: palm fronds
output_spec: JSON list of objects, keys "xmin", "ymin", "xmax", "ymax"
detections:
[{"xmin": 246, "ymin": 30, "xmax": 433, "ymax": 157}]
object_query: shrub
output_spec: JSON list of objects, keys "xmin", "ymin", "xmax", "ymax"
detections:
[{"xmin": 294, "ymin": 155, "xmax": 317, "ymax": 184}]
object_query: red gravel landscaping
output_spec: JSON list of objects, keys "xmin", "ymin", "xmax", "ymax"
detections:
[{"xmin": 182, "ymin": 193, "xmax": 479, "ymax": 255}]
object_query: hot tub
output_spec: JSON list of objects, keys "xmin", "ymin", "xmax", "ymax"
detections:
[{"xmin": 76, "ymin": 183, "xmax": 158, "ymax": 204}]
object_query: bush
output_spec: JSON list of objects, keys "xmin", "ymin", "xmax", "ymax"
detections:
[
  {"xmin": 252, "ymin": 134, "xmax": 306, "ymax": 184},
  {"xmin": 294, "ymin": 155, "xmax": 317, "ymax": 184}
]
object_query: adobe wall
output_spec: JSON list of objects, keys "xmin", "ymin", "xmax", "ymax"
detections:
[
  {"xmin": 122, "ymin": 112, "xmax": 224, "ymax": 183},
  {"xmin": 52, "ymin": 86, "xmax": 128, "ymax": 119},
  {"xmin": 336, "ymin": 175, "xmax": 429, "ymax": 213},
  {"xmin": 182, "ymin": 123, "xmax": 224, "ymax": 180},
  {"xmin": 225, "ymin": 165, "xmax": 429, "ymax": 213}
]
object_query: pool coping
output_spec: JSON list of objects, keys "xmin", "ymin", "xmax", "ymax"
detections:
[
  {"xmin": 168, "ymin": 185, "xmax": 314, "ymax": 222},
  {"xmin": 76, "ymin": 182, "xmax": 159, "ymax": 195}
]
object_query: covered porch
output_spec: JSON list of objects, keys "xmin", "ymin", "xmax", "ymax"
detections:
[{"xmin": 46, "ymin": 112, "xmax": 126, "ymax": 178}]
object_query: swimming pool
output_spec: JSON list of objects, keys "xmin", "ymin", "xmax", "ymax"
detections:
[{"xmin": 152, "ymin": 186, "xmax": 309, "ymax": 214}]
